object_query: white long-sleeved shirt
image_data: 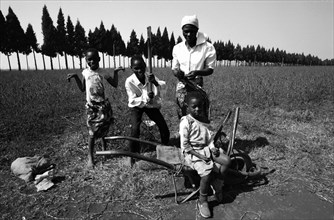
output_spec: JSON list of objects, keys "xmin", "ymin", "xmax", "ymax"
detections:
[
  {"xmin": 125, "ymin": 73, "xmax": 165, "ymax": 109},
  {"xmin": 172, "ymin": 32, "xmax": 216, "ymax": 91},
  {"xmin": 179, "ymin": 114, "xmax": 215, "ymax": 154}
]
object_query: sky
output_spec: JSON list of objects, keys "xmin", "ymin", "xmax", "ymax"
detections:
[{"xmin": 0, "ymin": 0, "xmax": 333, "ymax": 70}]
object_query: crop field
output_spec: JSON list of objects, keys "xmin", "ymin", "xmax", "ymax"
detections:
[{"xmin": 0, "ymin": 66, "xmax": 333, "ymax": 219}]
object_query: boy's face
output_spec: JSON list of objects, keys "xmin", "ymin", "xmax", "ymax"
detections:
[
  {"xmin": 86, "ymin": 51, "xmax": 100, "ymax": 70},
  {"xmin": 188, "ymin": 97, "xmax": 204, "ymax": 119},
  {"xmin": 131, "ymin": 59, "xmax": 146, "ymax": 79}
]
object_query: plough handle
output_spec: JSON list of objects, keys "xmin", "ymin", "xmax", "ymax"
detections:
[
  {"xmin": 227, "ymin": 107, "xmax": 240, "ymax": 156},
  {"xmin": 147, "ymin": 26, "xmax": 153, "ymax": 102},
  {"xmin": 213, "ymin": 110, "xmax": 232, "ymax": 143},
  {"xmin": 104, "ymin": 136, "xmax": 161, "ymax": 146},
  {"xmin": 96, "ymin": 150, "xmax": 175, "ymax": 171}
]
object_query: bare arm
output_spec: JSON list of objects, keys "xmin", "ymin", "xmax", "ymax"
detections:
[
  {"xmin": 188, "ymin": 149, "xmax": 211, "ymax": 163},
  {"xmin": 148, "ymin": 73, "xmax": 159, "ymax": 87},
  {"xmin": 186, "ymin": 68, "xmax": 213, "ymax": 80},
  {"xmin": 105, "ymin": 66, "xmax": 125, "ymax": 88},
  {"xmin": 173, "ymin": 69, "xmax": 185, "ymax": 80},
  {"xmin": 67, "ymin": 73, "xmax": 85, "ymax": 92}
]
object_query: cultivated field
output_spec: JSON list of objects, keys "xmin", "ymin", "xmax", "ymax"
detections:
[{"xmin": 0, "ymin": 66, "xmax": 333, "ymax": 219}]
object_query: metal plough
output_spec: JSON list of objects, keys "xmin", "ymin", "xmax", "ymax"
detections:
[{"xmin": 96, "ymin": 108, "xmax": 272, "ymax": 204}]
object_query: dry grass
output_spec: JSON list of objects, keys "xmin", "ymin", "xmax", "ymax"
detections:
[{"xmin": 0, "ymin": 66, "xmax": 333, "ymax": 219}]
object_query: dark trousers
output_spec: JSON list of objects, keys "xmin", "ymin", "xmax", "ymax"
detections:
[{"xmin": 128, "ymin": 107, "xmax": 170, "ymax": 153}]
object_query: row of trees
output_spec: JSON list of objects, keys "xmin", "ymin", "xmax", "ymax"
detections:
[
  {"xmin": 213, "ymin": 41, "xmax": 333, "ymax": 66},
  {"xmin": 1, "ymin": 6, "xmax": 333, "ymax": 71}
]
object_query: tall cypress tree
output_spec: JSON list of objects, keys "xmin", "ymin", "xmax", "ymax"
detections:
[
  {"xmin": 97, "ymin": 22, "xmax": 106, "ymax": 68},
  {"xmin": 41, "ymin": 5, "xmax": 57, "ymax": 70},
  {"xmin": 176, "ymin": 36, "xmax": 182, "ymax": 44},
  {"xmin": 88, "ymin": 29, "xmax": 95, "ymax": 48},
  {"xmin": 127, "ymin": 29, "xmax": 139, "ymax": 58},
  {"xmin": 168, "ymin": 32, "xmax": 175, "ymax": 67},
  {"xmin": 5, "ymin": 7, "xmax": 26, "ymax": 71},
  {"xmin": 114, "ymin": 31, "xmax": 125, "ymax": 66},
  {"xmin": 24, "ymin": 24, "xmax": 39, "ymax": 70},
  {"xmin": 66, "ymin": 16, "xmax": 75, "ymax": 69},
  {"xmin": 234, "ymin": 44, "xmax": 243, "ymax": 66},
  {"xmin": 138, "ymin": 34, "xmax": 145, "ymax": 56},
  {"xmin": 255, "ymin": 45, "xmax": 262, "ymax": 65},
  {"xmin": 90, "ymin": 27, "xmax": 100, "ymax": 48},
  {"xmin": 73, "ymin": 20, "xmax": 87, "ymax": 69},
  {"xmin": 0, "ymin": 10, "xmax": 11, "ymax": 70},
  {"xmin": 213, "ymin": 41, "xmax": 224, "ymax": 66},
  {"xmin": 109, "ymin": 25, "xmax": 118, "ymax": 68},
  {"xmin": 0, "ymin": 11, "xmax": 5, "ymax": 53},
  {"xmin": 154, "ymin": 27, "xmax": 162, "ymax": 67},
  {"xmin": 104, "ymin": 29, "xmax": 113, "ymax": 68},
  {"xmin": 56, "ymin": 8, "xmax": 68, "ymax": 69},
  {"xmin": 161, "ymin": 27, "xmax": 170, "ymax": 67}
]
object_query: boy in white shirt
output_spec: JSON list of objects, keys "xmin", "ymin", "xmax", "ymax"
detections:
[{"xmin": 125, "ymin": 55, "xmax": 170, "ymax": 167}]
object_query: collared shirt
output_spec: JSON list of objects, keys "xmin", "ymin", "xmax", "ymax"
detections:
[
  {"xmin": 125, "ymin": 73, "xmax": 165, "ymax": 109},
  {"xmin": 82, "ymin": 68, "xmax": 108, "ymax": 105},
  {"xmin": 172, "ymin": 32, "xmax": 216, "ymax": 91},
  {"xmin": 179, "ymin": 114, "xmax": 215, "ymax": 154}
]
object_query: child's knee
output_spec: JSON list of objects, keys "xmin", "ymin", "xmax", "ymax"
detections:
[
  {"xmin": 224, "ymin": 155, "xmax": 231, "ymax": 166},
  {"xmin": 219, "ymin": 153, "xmax": 231, "ymax": 166}
]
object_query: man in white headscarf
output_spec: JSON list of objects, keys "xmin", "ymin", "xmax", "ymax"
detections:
[{"xmin": 172, "ymin": 15, "xmax": 216, "ymax": 122}]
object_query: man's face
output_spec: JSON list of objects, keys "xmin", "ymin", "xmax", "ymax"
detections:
[
  {"xmin": 86, "ymin": 51, "xmax": 100, "ymax": 70},
  {"xmin": 182, "ymin": 24, "xmax": 198, "ymax": 45}
]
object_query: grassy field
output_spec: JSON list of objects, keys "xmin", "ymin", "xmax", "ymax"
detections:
[{"xmin": 0, "ymin": 66, "xmax": 333, "ymax": 219}]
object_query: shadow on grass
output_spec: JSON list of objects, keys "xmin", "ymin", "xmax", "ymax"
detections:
[
  {"xmin": 226, "ymin": 136, "xmax": 270, "ymax": 154},
  {"xmin": 52, "ymin": 176, "xmax": 66, "ymax": 184}
]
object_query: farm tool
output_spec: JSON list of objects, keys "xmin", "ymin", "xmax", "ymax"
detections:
[
  {"xmin": 96, "ymin": 108, "xmax": 271, "ymax": 204},
  {"xmin": 147, "ymin": 26, "xmax": 154, "ymax": 103}
]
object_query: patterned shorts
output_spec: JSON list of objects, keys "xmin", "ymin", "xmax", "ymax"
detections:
[{"xmin": 86, "ymin": 100, "xmax": 113, "ymax": 138}]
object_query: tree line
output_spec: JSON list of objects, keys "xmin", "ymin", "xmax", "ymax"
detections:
[{"xmin": 1, "ymin": 6, "xmax": 333, "ymax": 71}]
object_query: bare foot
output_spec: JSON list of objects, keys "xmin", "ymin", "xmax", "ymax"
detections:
[
  {"xmin": 126, "ymin": 157, "xmax": 135, "ymax": 168},
  {"xmin": 87, "ymin": 160, "xmax": 95, "ymax": 169}
]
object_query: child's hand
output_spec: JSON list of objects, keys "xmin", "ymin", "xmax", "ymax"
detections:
[
  {"xmin": 186, "ymin": 70, "xmax": 197, "ymax": 80},
  {"xmin": 201, "ymin": 155, "xmax": 211, "ymax": 163},
  {"xmin": 211, "ymin": 147, "xmax": 220, "ymax": 157},
  {"xmin": 148, "ymin": 91, "xmax": 154, "ymax": 99},
  {"xmin": 176, "ymin": 70, "xmax": 185, "ymax": 80},
  {"xmin": 148, "ymin": 73, "xmax": 155, "ymax": 83},
  {"xmin": 67, "ymin": 73, "xmax": 77, "ymax": 82},
  {"xmin": 148, "ymin": 73, "xmax": 159, "ymax": 87}
]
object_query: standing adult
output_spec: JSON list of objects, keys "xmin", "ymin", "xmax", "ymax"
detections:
[{"xmin": 172, "ymin": 15, "xmax": 217, "ymax": 122}]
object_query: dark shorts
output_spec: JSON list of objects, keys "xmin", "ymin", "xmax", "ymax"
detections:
[{"xmin": 86, "ymin": 100, "xmax": 113, "ymax": 138}]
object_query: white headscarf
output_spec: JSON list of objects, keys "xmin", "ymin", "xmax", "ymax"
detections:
[{"xmin": 181, "ymin": 15, "xmax": 199, "ymax": 29}]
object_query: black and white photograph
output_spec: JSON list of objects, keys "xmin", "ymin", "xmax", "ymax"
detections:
[{"xmin": 0, "ymin": 0, "xmax": 333, "ymax": 219}]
